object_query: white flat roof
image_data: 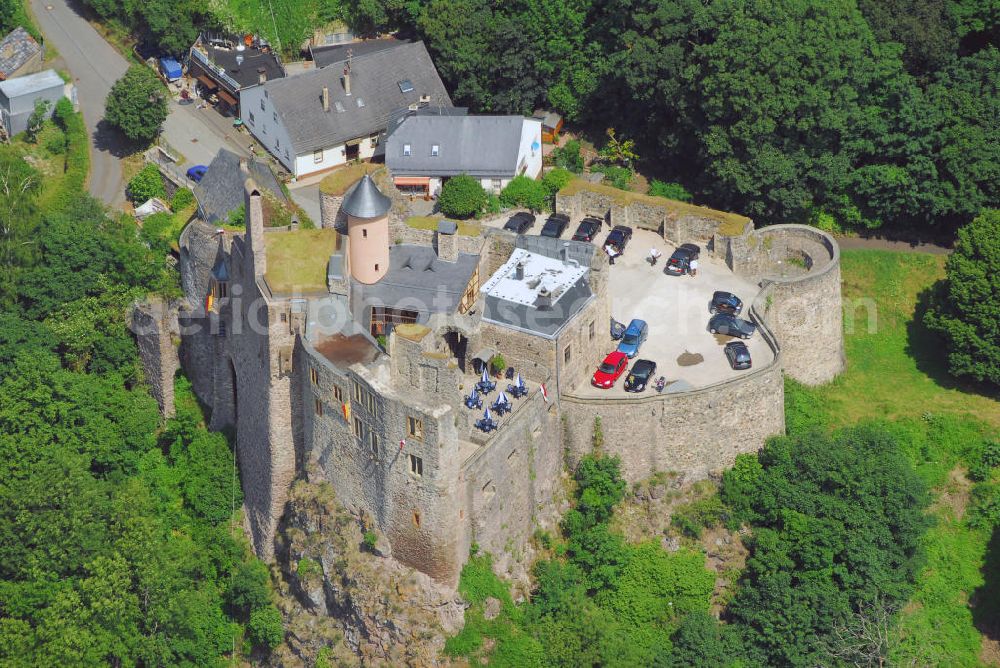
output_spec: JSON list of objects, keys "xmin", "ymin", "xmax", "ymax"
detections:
[
  {"xmin": 480, "ymin": 248, "xmax": 587, "ymax": 307},
  {"xmin": 0, "ymin": 69, "xmax": 63, "ymax": 98}
]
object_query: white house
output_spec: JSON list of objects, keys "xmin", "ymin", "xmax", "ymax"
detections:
[
  {"xmin": 385, "ymin": 113, "xmax": 543, "ymax": 197},
  {"xmin": 239, "ymin": 40, "xmax": 451, "ymax": 179}
]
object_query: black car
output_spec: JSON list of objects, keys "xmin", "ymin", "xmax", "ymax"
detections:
[
  {"xmin": 724, "ymin": 341, "xmax": 752, "ymax": 370},
  {"xmin": 540, "ymin": 213, "xmax": 571, "ymax": 238},
  {"xmin": 709, "ymin": 291, "xmax": 743, "ymax": 316},
  {"xmin": 503, "ymin": 212, "xmax": 536, "ymax": 234},
  {"xmin": 665, "ymin": 243, "xmax": 701, "ymax": 275},
  {"xmin": 708, "ymin": 313, "xmax": 757, "ymax": 339},
  {"xmin": 603, "ymin": 225, "xmax": 633, "ymax": 252},
  {"xmin": 623, "ymin": 359, "xmax": 657, "ymax": 392},
  {"xmin": 572, "ymin": 217, "xmax": 603, "ymax": 242}
]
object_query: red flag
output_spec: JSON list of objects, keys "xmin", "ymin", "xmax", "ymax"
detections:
[{"xmin": 540, "ymin": 383, "xmax": 549, "ymax": 403}]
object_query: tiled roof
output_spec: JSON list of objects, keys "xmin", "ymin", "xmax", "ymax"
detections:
[
  {"xmin": 193, "ymin": 149, "xmax": 285, "ymax": 224},
  {"xmin": 386, "ymin": 115, "xmax": 527, "ymax": 178},
  {"xmin": 0, "ymin": 27, "xmax": 41, "ymax": 79}
]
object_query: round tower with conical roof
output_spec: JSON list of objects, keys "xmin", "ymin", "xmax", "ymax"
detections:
[{"xmin": 342, "ymin": 174, "xmax": 391, "ymax": 285}]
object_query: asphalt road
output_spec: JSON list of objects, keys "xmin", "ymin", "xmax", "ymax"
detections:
[{"xmin": 29, "ymin": 0, "xmax": 129, "ymax": 206}]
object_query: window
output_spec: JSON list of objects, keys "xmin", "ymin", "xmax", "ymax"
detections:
[
  {"xmin": 409, "ymin": 454, "xmax": 423, "ymax": 476},
  {"xmin": 353, "ymin": 381, "xmax": 363, "ymax": 402},
  {"xmin": 374, "ymin": 263, "xmax": 379, "ymax": 272},
  {"xmin": 491, "ymin": 179, "xmax": 503, "ymax": 192},
  {"xmin": 356, "ymin": 97, "xmax": 364, "ymax": 108},
  {"xmin": 370, "ymin": 133, "xmax": 380, "ymax": 147},
  {"xmin": 214, "ymin": 281, "xmax": 228, "ymax": 299},
  {"xmin": 272, "ymin": 111, "xmax": 277, "ymax": 122},
  {"xmin": 313, "ymin": 149, "xmax": 323, "ymax": 164},
  {"xmin": 310, "ymin": 367, "xmax": 319, "ymax": 385},
  {"xmin": 398, "ymin": 79, "xmax": 414, "ymax": 94},
  {"xmin": 362, "ymin": 229, "xmax": 368, "ymax": 238},
  {"xmin": 353, "ymin": 416, "xmax": 363, "ymax": 438},
  {"xmin": 564, "ymin": 345, "xmax": 572, "ymax": 364},
  {"xmin": 352, "ymin": 381, "xmax": 378, "ymax": 416},
  {"xmin": 260, "ymin": 100, "xmax": 265, "ymax": 111},
  {"xmin": 280, "ymin": 312, "xmax": 287, "ymax": 323},
  {"xmin": 482, "ymin": 480, "xmax": 495, "ymax": 499},
  {"xmin": 412, "ymin": 511, "xmax": 421, "ymax": 528},
  {"xmin": 369, "ymin": 435, "xmax": 378, "ymax": 458},
  {"xmin": 407, "ymin": 417, "xmax": 424, "ymax": 439},
  {"xmin": 402, "ymin": 144, "xmax": 411, "ymax": 156},
  {"xmin": 430, "ymin": 144, "xmax": 439, "ymax": 157},
  {"xmin": 248, "ymin": 112, "xmax": 255, "ymax": 124},
  {"xmin": 314, "ymin": 397, "xmax": 323, "ymax": 416},
  {"xmin": 333, "ymin": 385, "xmax": 343, "ymax": 403},
  {"xmin": 589, "ymin": 320, "xmax": 595, "ymax": 340}
]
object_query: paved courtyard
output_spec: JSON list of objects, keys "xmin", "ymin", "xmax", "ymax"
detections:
[{"xmin": 485, "ymin": 210, "xmax": 775, "ymax": 397}]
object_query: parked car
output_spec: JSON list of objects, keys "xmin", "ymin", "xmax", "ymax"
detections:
[
  {"xmin": 709, "ymin": 313, "xmax": 757, "ymax": 339},
  {"xmin": 592, "ymin": 351, "xmax": 630, "ymax": 389},
  {"xmin": 503, "ymin": 212, "xmax": 536, "ymax": 234},
  {"xmin": 709, "ymin": 291, "xmax": 743, "ymax": 315},
  {"xmin": 540, "ymin": 213, "xmax": 571, "ymax": 238},
  {"xmin": 572, "ymin": 217, "xmax": 603, "ymax": 242},
  {"xmin": 665, "ymin": 243, "xmax": 701, "ymax": 276},
  {"xmin": 624, "ymin": 359, "xmax": 657, "ymax": 392},
  {"xmin": 603, "ymin": 225, "xmax": 633, "ymax": 252},
  {"xmin": 186, "ymin": 165, "xmax": 208, "ymax": 183},
  {"xmin": 724, "ymin": 341, "xmax": 752, "ymax": 370},
  {"xmin": 616, "ymin": 319, "xmax": 648, "ymax": 358}
]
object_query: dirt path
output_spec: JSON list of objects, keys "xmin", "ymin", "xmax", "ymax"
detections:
[{"xmin": 835, "ymin": 235, "xmax": 952, "ymax": 255}]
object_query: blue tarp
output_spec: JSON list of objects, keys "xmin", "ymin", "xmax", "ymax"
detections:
[{"xmin": 159, "ymin": 57, "xmax": 182, "ymax": 81}]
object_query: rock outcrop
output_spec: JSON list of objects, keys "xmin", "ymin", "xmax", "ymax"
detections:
[{"xmin": 268, "ymin": 480, "xmax": 465, "ymax": 666}]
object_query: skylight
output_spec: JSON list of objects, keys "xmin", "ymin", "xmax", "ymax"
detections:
[
  {"xmin": 403, "ymin": 144, "xmax": 411, "ymax": 156},
  {"xmin": 334, "ymin": 101, "xmax": 345, "ymax": 113},
  {"xmin": 398, "ymin": 79, "xmax": 414, "ymax": 94},
  {"xmin": 356, "ymin": 97, "xmax": 365, "ymax": 108},
  {"xmin": 431, "ymin": 144, "xmax": 439, "ymax": 157}
]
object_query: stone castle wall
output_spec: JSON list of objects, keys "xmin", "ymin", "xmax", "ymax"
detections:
[{"xmin": 131, "ymin": 298, "xmax": 181, "ymax": 417}]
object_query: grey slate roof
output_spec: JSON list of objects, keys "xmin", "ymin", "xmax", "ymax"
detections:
[
  {"xmin": 386, "ymin": 115, "xmax": 526, "ymax": 178},
  {"xmin": 199, "ymin": 43, "xmax": 284, "ymax": 89},
  {"xmin": 358, "ymin": 245, "xmax": 479, "ymax": 329},
  {"xmin": 193, "ymin": 149, "xmax": 285, "ymax": 224},
  {"xmin": 0, "ymin": 27, "xmax": 40, "ymax": 79},
  {"xmin": 257, "ymin": 41, "xmax": 452, "ymax": 155},
  {"xmin": 311, "ymin": 38, "xmax": 407, "ymax": 69},
  {"xmin": 341, "ymin": 174, "xmax": 390, "ymax": 218}
]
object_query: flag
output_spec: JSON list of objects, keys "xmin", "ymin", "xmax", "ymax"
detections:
[
  {"xmin": 342, "ymin": 402, "xmax": 351, "ymax": 422},
  {"xmin": 540, "ymin": 384, "xmax": 549, "ymax": 403}
]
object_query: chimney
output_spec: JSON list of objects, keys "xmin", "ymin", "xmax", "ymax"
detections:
[
  {"xmin": 343, "ymin": 67, "xmax": 351, "ymax": 96},
  {"xmin": 322, "ymin": 86, "xmax": 329, "ymax": 112},
  {"xmin": 257, "ymin": 67, "xmax": 267, "ymax": 84},
  {"xmin": 535, "ymin": 287, "xmax": 552, "ymax": 311},
  {"xmin": 239, "ymin": 157, "xmax": 249, "ymax": 174},
  {"xmin": 515, "ymin": 261, "xmax": 525, "ymax": 281},
  {"xmin": 244, "ymin": 179, "xmax": 266, "ymax": 278},
  {"xmin": 560, "ymin": 243, "xmax": 570, "ymax": 265}
]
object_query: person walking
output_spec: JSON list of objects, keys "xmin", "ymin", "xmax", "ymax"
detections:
[
  {"xmin": 689, "ymin": 257, "xmax": 699, "ymax": 277},
  {"xmin": 649, "ymin": 247, "xmax": 662, "ymax": 266}
]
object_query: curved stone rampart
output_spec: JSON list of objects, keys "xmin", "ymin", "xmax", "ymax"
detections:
[{"xmin": 561, "ymin": 291, "xmax": 785, "ymax": 483}]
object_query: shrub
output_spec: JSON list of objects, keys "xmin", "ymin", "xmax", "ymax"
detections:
[
  {"xmin": 499, "ymin": 175, "xmax": 547, "ymax": 211},
  {"xmin": 593, "ymin": 164, "xmax": 632, "ymax": 190},
  {"xmin": 648, "ymin": 180, "xmax": 692, "ymax": 201},
  {"xmin": 924, "ymin": 210, "xmax": 1000, "ymax": 388},
  {"xmin": 227, "ymin": 560, "xmax": 272, "ymax": 618},
  {"xmin": 485, "ymin": 194, "xmax": 501, "ymax": 215},
  {"xmin": 228, "ymin": 204, "xmax": 246, "ymax": 227},
  {"xmin": 438, "ymin": 174, "xmax": 488, "ymax": 218},
  {"xmin": 25, "ymin": 99, "xmax": 51, "ymax": 142},
  {"xmin": 362, "ymin": 531, "xmax": 378, "ymax": 552},
  {"xmin": 171, "ymin": 187, "xmax": 195, "ymax": 210},
  {"xmin": 50, "ymin": 99, "xmax": 88, "ymax": 211},
  {"xmin": 37, "ymin": 123, "xmax": 66, "ymax": 155},
  {"xmin": 542, "ymin": 167, "xmax": 573, "ymax": 195},
  {"xmin": 670, "ymin": 495, "xmax": 727, "ymax": 538},
  {"xmin": 127, "ymin": 163, "xmax": 166, "ymax": 204},
  {"xmin": 247, "ymin": 605, "xmax": 284, "ymax": 649},
  {"xmin": 489, "ymin": 353, "xmax": 506, "ymax": 375},
  {"xmin": 551, "ymin": 139, "xmax": 584, "ymax": 173}
]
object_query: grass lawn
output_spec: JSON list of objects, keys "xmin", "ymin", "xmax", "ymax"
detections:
[
  {"xmin": 406, "ymin": 215, "xmax": 482, "ymax": 237},
  {"xmin": 787, "ymin": 249, "xmax": 1000, "ymax": 666},
  {"xmin": 319, "ymin": 163, "xmax": 383, "ymax": 196},
  {"xmin": 264, "ymin": 229, "xmax": 339, "ymax": 294}
]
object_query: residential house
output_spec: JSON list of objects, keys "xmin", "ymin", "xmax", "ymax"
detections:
[
  {"xmin": 0, "ymin": 69, "xmax": 64, "ymax": 138},
  {"xmin": 385, "ymin": 113, "xmax": 543, "ymax": 197},
  {"xmin": 188, "ymin": 33, "xmax": 284, "ymax": 114},
  {"xmin": 533, "ymin": 110, "xmax": 563, "ymax": 144},
  {"xmin": 0, "ymin": 27, "xmax": 42, "ymax": 81},
  {"xmin": 193, "ymin": 148, "xmax": 286, "ymax": 224},
  {"xmin": 239, "ymin": 40, "xmax": 451, "ymax": 179}
]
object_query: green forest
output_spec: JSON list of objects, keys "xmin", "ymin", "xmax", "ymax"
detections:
[
  {"xmin": 0, "ymin": 101, "xmax": 279, "ymax": 663},
  {"xmin": 79, "ymin": 0, "xmax": 998, "ymax": 236}
]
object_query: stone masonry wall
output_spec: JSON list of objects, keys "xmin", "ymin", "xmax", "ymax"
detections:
[{"xmin": 131, "ymin": 298, "xmax": 181, "ymax": 417}]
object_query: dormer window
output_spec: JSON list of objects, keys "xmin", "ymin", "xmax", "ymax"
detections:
[
  {"xmin": 430, "ymin": 144, "xmax": 439, "ymax": 157},
  {"xmin": 403, "ymin": 144, "xmax": 411, "ymax": 156},
  {"xmin": 398, "ymin": 79, "xmax": 414, "ymax": 94}
]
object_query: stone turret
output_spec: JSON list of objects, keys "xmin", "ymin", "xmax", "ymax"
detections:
[{"xmin": 343, "ymin": 174, "xmax": 391, "ymax": 285}]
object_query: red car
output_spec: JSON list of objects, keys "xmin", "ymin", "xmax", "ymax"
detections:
[{"xmin": 592, "ymin": 351, "xmax": 630, "ymax": 389}]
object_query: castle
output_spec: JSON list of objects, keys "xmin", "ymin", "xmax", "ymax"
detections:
[{"xmin": 134, "ymin": 164, "xmax": 845, "ymax": 585}]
